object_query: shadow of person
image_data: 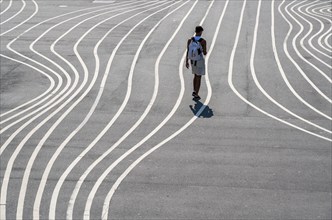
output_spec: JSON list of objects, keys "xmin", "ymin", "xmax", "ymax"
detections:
[{"xmin": 189, "ymin": 99, "xmax": 214, "ymax": 118}]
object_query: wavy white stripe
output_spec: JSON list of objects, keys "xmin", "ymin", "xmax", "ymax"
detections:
[
  {"xmin": 43, "ymin": 1, "xmax": 174, "ymax": 220},
  {"xmin": 0, "ymin": 2, "xmax": 115, "ymax": 118},
  {"xmin": 228, "ymin": 0, "xmax": 331, "ymax": 150},
  {"xmin": 1, "ymin": 1, "xmax": 148, "ymax": 219},
  {"xmin": 0, "ymin": 1, "xmax": 141, "ymax": 135},
  {"xmin": 33, "ymin": 1, "xmax": 161, "ymax": 219},
  {"xmin": 0, "ymin": 0, "xmax": 39, "ymax": 37},
  {"xmin": 63, "ymin": 2, "xmax": 178, "ymax": 219},
  {"xmin": 307, "ymin": 2, "xmax": 332, "ymax": 55},
  {"xmin": 18, "ymin": 1, "xmax": 159, "ymax": 220},
  {"xmin": 100, "ymin": 0, "xmax": 231, "ymax": 218},
  {"xmin": 282, "ymin": 1, "xmax": 332, "ymax": 103},
  {"xmin": 0, "ymin": 0, "xmax": 12, "ymax": 15},
  {"xmin": 249, "ymin": 1, "xmax": 331, "ymax": 134},
  {"xmin": 0, "ymin": 0, "xmax": 25, "ymax": 25},
  {"xmin": 296, "ymin": 1, "xmax": 332, "ymax": 67},
  {"xmin": 276, "ymin": 0, "xmax": 332, "ymax": 117}
]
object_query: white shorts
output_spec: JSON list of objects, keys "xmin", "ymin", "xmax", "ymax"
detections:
[{"xmin": 191, "ymin": 59, "xmax": 205, "ymax": 75}]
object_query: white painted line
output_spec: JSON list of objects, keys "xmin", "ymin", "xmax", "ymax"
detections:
[
  {"xmin": 0, "ymin": 0, "xmax": 38, "ymax": 37},
  {"xmin": 0, "ymin": 0, "xmax": 25, "ymax": 25},
  {"xmin": 20, "ymin": 1, "xmax": 151, "ymax": 219},
  {"xmin": 1, "ymin": 1, "xmax": 143, "ymax": 219},
  {"xmin": 282, "ymin": 1, "xmax": 332, "ymax": 103},
  {"xmin": 306, "ymin": 3, "xmax": 332, "ymax": 56},
  {"xmin": 0, "ymin": 1, "xmax": 136, "ymax": 135},
  {"xmin": 275, "ymin": 0, "xmax": 332, "ymax": 119},
  {"xmin": 0, "ymin": 1, "xmax": 140, "ymax": 129},
  {"xmin": 33, "ymin": 1, "xmax": 161, "ymax": 219},
  {"xmin": 250, "ymin": 0, "xmax": 331, "ymax": 134},
  {"xmin": 34, "ymin": 0, "xmax": 168, "ymax": 219},
  {"xmin": 0, "ymin": 2, "xmax": 110, "ymax": 119},
  {"xmin": 324, "ymin": 33, "xmax": 332, "ymax": 49},
  {"xmin": 79, "ymin": 1, "xmax": 196, "ymax": 218},
  {"xmin": 93, "ymin": 0, "xmax": 115, "ymax": 3},
  {"xmin": 0, "ymin": 54, "xmax": 55, "ymax": 124},
  {"xmin": 0, "ymin": 0, "xmax": 12, "ymax": 15},
  {"xmin": 291, "ymin": 1, "xmax": 332, "ymax": 76},
  {"xmin": 228, "ymin": 0, "xmax": 331, "ymax": 144},
  {"xmin": 61, "ymin": 1, "xmax": 174, "ymax": 219},
  {"xmin": 101, "ymin": 0, "xmax": 232, "ymax": 218},
  {"xmin": 8, "ymin": 1, "xmax": 152, "ymax": 219}
]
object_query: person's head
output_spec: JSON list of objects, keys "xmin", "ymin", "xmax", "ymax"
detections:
[{"xmin": 195, "ymin": 26, "xmax": 204, "ymax": 35}]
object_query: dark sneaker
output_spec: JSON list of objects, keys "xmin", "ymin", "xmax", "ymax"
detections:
[{"xmin": 192, "ymin": 92, "xmax": 201, "ymax": 100}]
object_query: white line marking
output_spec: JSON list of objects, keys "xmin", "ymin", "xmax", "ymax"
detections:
[
  {"xmin": 18, "ymin": 1, "xmax": 154, "ymax": 219},
  {"xmin": 306, "ymin": 2, "xmax": 332, "ymax": 56},
  {"xmin": 40, "ymin": 1, "xmax": 169, "ymax": 219},
  {"xmin": 79, "ymin": 1, "xmax": 196, "ymax": 218},
  {"xmin": 0, "ymin": 53, "xmax": 56, "ymax": 121},
  {"xmin": 0, "ymin": 1, "xmax": 139, "ymax": 135},
  {"xmin": 62, "ymin": 2, "xmax": 174, "ymax": 219},
  {"xmin": 1, "ymin": 0, "xmax": 38, "ymax": 37},
  {"xmin": 34, "ymin": 0, "xmax": 149, "ymax": 218},
  {"xmin": 291, "ymin": 1, "xmax": 332, "ymax": 76},
  {"xmin": 281, "ymin": 1, "xmax": 332, "ymax": 103},
  {"xmin": 0, "ymin": 2, "xmax": 115, "ymax": 118},
  {"xmin": 0, "ymin": 0, "xmax": 25, "ymax": 25},
  {"xmin": 93, "ymin": 0, "xmax": 115, "ymax": 3},
  {"xmin": 228, "ymin": 0, "xmax": 331, "ymax": 144},
  {"xmin": 1, "ymin": 1, "xmax": 144, "ymax": 219},
  {"xmin": 0, "ymin": 0, "xmax": 12, "ymax": 15},
  {"xmin": 101, "ymin": 0, "xmax": 231, "ymax": 218},
  {"xmin": 273, "ymin": 0, "xmax": 332, "ymax": 120},
  {"xmin": 250, "ymin": 0, "xmax": 331, "ymax": 134}
]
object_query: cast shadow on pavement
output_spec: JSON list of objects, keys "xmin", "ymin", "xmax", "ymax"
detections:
[{"xmin": 189, "ymin": 99, "xmax": 214, "ymax": 118}]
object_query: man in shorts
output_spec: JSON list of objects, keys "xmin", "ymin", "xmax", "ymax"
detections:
[{"xmin": 186, "ymin": 26, "xmax": 207, "ymax": 100}]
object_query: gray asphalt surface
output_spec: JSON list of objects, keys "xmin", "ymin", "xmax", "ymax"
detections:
[{"xmin": 0, "ymin": 0, "xmax": 331, "ymax": 219}]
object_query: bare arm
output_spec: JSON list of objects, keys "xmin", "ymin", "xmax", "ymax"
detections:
[
  {"xmin": 185, "ymin": 39, "xmax": 191, "ymax": 68},
  {"xmin": 201, "ymin": 39, "xmax": 207, "ymax": 55}
]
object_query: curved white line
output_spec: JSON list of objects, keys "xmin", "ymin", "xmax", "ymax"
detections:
[
  {"xmin": 278, "ymin": 1, "xmax": 332, "ymax": 107},
  {"xmin": 0, "ymin": 54, "xmax": 56, "ymax": 115},
  {"xmin": 29, "ymin": 1, "xmax": 167, "ymax": 220},
  {"xmin": 0, "ymin": 0, "xmax": 25, "ymax": 25},
  {"xmin": 319, "ymin": 27, "xmax": 332, "ymax": 53},
  {"xmin": 82, "ymin": 0, "xmax": 199, "ymax": 218},
  {"xmin": 44, "ymin": 1, "xmax": 170, "ymax": 219},
  {"xmin": 63, "ymin": 2, "xmax": 174, "ymax": 219},
  {"xmin": 250, "ymin": 0, "xmax": 331, "ymax": 134},
  {"xmin": 295, "ymin": 1, "xmax": 332, "ymax": 70},
  {"xmin": 284, "ymin": 0, "xmax": 332, "ymax": 103},
  {"xmin": 1, "ymin": 2, "xmax": 145, "ymax": 219},
  {"xmin": 308, "ymin": 3, "xmax": 332, "ymax": 55},
  {"xmin": 324, "ymin": 33, "xmax": 332, "ymax": 49},
  {"xmin": 101, "ymin": 0, "xmax": 230, "ymax": 218},
  {"xmin": 17, "ymin": 1, "xmax": 157, "ymax": 219},
  {"xmin": 0, "ymin": 56, "xmax": 55, "ymax": 121},
  {"xmin": 0, "ymin": 1, "xmax": 140, "ymax": 134},
  {"xmin": 0, "ymin": 0, "xmax": 12, "ymax": 15},
  {"xmin": 281, "ymin": 1, "xmax": 332, "ymax": 116},
  {"xmin": 272, "ymin": 2, "xmax": 332, "ymax": 122},
  {"xmin": 0, "ymin": 1, "xmax": 127, "ymax": 118},
  {"xmin": 228, "ymin": 0, "xmax": 331, "ymax": 145},
  {"xmin": 0, "ymin": 0, "xmax": 39, "ymax": 37},
  {"xmin": 312, "ymin": 6, "xmax": 332, "ymax": 52}
]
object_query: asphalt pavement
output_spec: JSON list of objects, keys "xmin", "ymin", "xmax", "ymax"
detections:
[{"xmin": 0, "ymin": 0, "xmax": 331, "ymax": 219}]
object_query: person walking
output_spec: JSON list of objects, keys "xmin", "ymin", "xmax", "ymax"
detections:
[{"xmin": 186, "ymin": 26, "xmax": 207, "ymax": 100}]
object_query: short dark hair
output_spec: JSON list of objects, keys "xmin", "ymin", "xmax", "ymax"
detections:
[{"xmin": 195, "ymin": 26, "xmax": 204, "ymax": 33}]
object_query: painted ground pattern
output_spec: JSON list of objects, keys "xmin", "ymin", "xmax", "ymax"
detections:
[{"xmin": 0, "ymin": 0, "xmax": 331, "ymax": 219}]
